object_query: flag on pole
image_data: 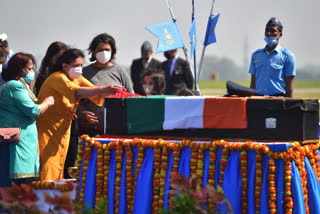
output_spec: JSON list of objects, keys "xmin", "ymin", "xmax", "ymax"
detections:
[
  {"xmin": 146, "ymin": 20, "xmax": 185, "ymax": 53},
  {"xmin": 189, "ymin": 19, "xmax": 197, "ymax": 59},
  {"xmin": 203, "ymin": 13, "xmax": 220, "ymax": 46}
]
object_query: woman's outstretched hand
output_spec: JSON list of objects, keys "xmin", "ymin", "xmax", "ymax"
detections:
[{"xmin": 103, "ymin": 84, "xmax": 125, "ymax": 97}]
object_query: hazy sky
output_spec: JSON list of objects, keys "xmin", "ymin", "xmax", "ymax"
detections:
[{"xmin": 1, "ymin": 0, "xmax": 319, "ymax": 70}]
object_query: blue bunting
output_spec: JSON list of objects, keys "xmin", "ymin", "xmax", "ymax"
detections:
[
  {"xmin": 203, "ymin": 14, "xmax": 220, "ymax": 46},
  {"xmin": 189, "ymin": 19, "xmax": 197, "ymax": 59}
]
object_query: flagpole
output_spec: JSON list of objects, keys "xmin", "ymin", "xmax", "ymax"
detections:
[
  {"xmin": 164, "ymin": 0, "xmax": 191, "ymax": 73},
  {"xmin": 192, "ymin": 0, "xmax": 200, "ymax": 94},
  {"xmin": 197, "ymin": 0, "xmax": 216, "ymax": 84}
]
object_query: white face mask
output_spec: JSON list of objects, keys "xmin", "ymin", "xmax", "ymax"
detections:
[
  {"xmin": 96, "ymin": 51, "xmax": 111, "ymax": 64},
  {"xmin": 143, "ymin": 84, "xmax": 154, "ymax": 95},
  {"xmin": 68, "ymin": 66, "xmax": 82, "ymax": 79}
]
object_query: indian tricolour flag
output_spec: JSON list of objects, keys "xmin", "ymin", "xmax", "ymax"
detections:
[{"xmin": 126, "ymin": 96, "xmax": 248, "ymax": 134}]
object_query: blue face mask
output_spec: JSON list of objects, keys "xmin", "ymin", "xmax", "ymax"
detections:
[
  {"xmin": 264, "ymin": 36, "xmax": 278, "ymax": 47},
  {"xmin": 24, "ymin": 71, "xmax": 35, "ymax": 83}
]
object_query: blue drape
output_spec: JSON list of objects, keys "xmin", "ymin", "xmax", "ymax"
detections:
[
  {"xmin": 247, "ymin": 150, "xmax": 256, "ymax": 214},
  {"xmin": 178, "ymin": 147, "xmax": 191, "ymax": 179},
  {"xmin": 164, "ymin": 150, "xmax": 174, "ymax": 211},
  {"xmin": 305, "ymin": 157, "xmax": 320, "ymax": 213},
  {"xmin": 133, "ymin": 148, "xmax": 154, "ymax": 214},
  {"xmin": 260, "ymin": 154, "xmax": 269, "ymax": 214},
  {"xmin": 79, "ymin": 140, "xmax": 320, "ymax": 214},
  {"xmin": 291, "ymin": 161, "xmax": 306, "ymax": 214},
  {"xmin": 222, "ymin": 151, "xmax": 241, "ymax": 214},
  {"xmin": 119, "ymin": 149, "xmax": 127, "ymax": 214}
]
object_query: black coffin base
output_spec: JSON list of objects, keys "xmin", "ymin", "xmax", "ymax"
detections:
[{"xmin": 105, "ymin": 98, "xmax": 319, "ymax": 142}]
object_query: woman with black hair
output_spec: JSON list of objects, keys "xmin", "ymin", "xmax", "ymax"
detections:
[
  {"xmin": 34, "ymin": 41, "xmax": 68, "ymax": 96},
  {"xmin": 78, "ymin": 33, "xmax": 134, "ymax": 136},
  {"xmin": 0, "ymin": 52, "xmax": 54, "ymax": 186},
  {"xmin": 36, "ymin": 48, "xmax": 123, "ymax": 181}
]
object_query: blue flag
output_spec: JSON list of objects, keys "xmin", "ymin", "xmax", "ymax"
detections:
[
  {"xmin": 203, "ymin": 13, "xmax": 220, "ymax": 46},
  {"xmin": 146, "ymin": 20, "xmax": 185, "ymax": 53},
  {"xmin": 189, "ymin": 19, "xmax": 197, "ymax": 59}
]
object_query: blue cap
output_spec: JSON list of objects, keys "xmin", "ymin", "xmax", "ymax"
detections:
[
  {"xmin": 141, "ymin": 41, "xmax": 152, "ymax": 53},
  {"xmin": 266, "ymin": 17, "xmax": 283, "ymax": 27}
]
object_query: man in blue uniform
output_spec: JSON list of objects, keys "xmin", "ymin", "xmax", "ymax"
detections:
[{"xmin": 249, "ymin": 17, "xmax": 296, "ymax": 97}]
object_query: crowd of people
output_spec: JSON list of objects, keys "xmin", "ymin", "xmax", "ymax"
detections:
[
  {"xmin": 0, "ymin": 17, "xmax": 296, "ymax": 186},
  {"xmin": 0, "ymin": 32, "xmax": 195, "ymax": 186}
]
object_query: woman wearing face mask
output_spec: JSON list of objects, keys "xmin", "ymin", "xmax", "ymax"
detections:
[
  {"xmin": 36, "ymin": 48, "xmax": 123, "ymax": 181},
  {"xmin": 19, "ymin": 54, "xmax": 37, "ymax": 101},
  {"xmin": 0, "ymin": 53, "xmax": 54, "ymax": 187},
  {"xmin": 141, "ymin": 69, "xmax": 165, "ymax": 96},
  {"xmin": 78, "ymin": 33, "xmax": 134, "ymax": 136}
]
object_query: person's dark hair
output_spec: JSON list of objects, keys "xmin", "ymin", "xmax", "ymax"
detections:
[
  {"xmin": 53, "ymin": 48, "xmax": 84, "ymax": 73},
  {"xmin": 176, "ymin": 88, "xmax": 197, "ymax": 96},
  {"xmin": 2, "ymin": 52, "xmax": 33, "ymax": 81},
  {"xmin": 0, "ymin": 47, "xmax": 7, "ymax": 64},
  {"xmin": 25, "ymin": 53, "xmax": 37, "ymax": 70},
  {"xmin": 35, "ymin": 41, "xmax": 68, "ymax": 96},
  {"xmin": 0, "ymin": 40, "xmax": 8, "ymax": 48},
  {"xmin": 141, "ymin": 69, "xmax": 166, "ymax": 95},
  {"xmin": 88, "ymin": 33, "xmax": 116, "ymax": 62},
  {"xmin": 278, "ymin": 26, "xmax": 283, "ymax": 33}
]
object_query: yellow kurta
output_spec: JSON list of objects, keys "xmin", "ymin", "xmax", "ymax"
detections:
[{"xmin": 37, "ymin": 71, "xmax": 104, "ymax": 181}]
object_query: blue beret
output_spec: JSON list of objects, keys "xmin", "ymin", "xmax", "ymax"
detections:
[{"xmin": 266, "ymin": 17, "xmax": 283, "ymax": 27}]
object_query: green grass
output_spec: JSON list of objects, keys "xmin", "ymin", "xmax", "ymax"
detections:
[
  {"xmin": 198, "ymin": 80, "xmax": 320, "ymax": 90},
  {"xmin": 199, "ymin": 80, "xmax": 320, "ymax": 117}
]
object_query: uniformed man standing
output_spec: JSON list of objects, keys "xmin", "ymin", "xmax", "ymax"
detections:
[{"xmin": 249, "ymin": 17, "xmax": 296, "ymax": 97}]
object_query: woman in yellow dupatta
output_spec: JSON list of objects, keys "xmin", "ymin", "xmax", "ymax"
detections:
[{"xmin": 37, "ymin": 48, "xmax": 123, "ymax": 181}]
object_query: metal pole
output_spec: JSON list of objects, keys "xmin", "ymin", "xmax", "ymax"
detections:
[
  {"xmin": 192, "ymin": 0, "xmax": 199, "ymax": 93},
  {"xmin": 197, "ymin": 0, "xmax": 216, "ymax": 84},
  {"xmin": 165, "ymin": 0, "xmax": 176, "ymax": 21},
  {"xmin": 164, "ymin": 0, "xmax": 191, "ymax": 75}
]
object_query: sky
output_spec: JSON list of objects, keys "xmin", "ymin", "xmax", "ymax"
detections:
[{"xmin": 1, "ymin": 0, "xmax": 319, "ymax": 70}]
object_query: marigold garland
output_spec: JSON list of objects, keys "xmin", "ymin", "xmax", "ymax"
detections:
[
  {"xmin": 113, "ymin": 140, "xmax": 123, "ymax": 214},
  {"xmin": 218, "ymin": 141, "xmax": 229, "ymax": 187},
  {"xmin": 207, "ymin": 142, "xmax": 217, "ymax": 211},
  {"xmin": 196, "ymin": 143, "xmax": 206, "ymax": 188},
  {"xmin": 95, "ymin": 145, "xmax": 104, "ymax": 207},
  {"xmin": 76, "ymin": 137, "xmax": 85, "ymax": 202},
  {"xmin": 255, "ymin": 151, "xmax": 263, "ymax": 213},
  {"xmin": 125, "ymin": 141, "xmax": 134, "ymax": 214},
  {"xmin": 33, "ymin": 180, "xmax": 75, "ymax": 192},
  {"xmin": 159, "ymin": 140, "xmax": 168, "ymax": 209},
  {"xmin": 152, "ymin": 141, "xmax": 161, "ymax": 214},
  {"xmin": 102, "ymin": 143, "xmax": 110, "ymax": 210},
  {"xmin": 168, "ymin": 141, "xmax": 181, "ymax": 202},
  {"xmin": 284, "ymin": 160, "xmax": 293, "ymax": 214},
  {"xmin": 76, "ymin": 136, "xmax": 320, "ymax": 213},
  {"xmin": 290, "ymin": 142, "xmax": 310, "ymax": 214},
  {"xmin": 79, "ymin": 136, "xmax": 93, "ymax": 204},
  {"xmin": 171, "ymin": 142, "xmax": 181, "ymax": 172},
  {"xmin": 132, "ymin": 138, "xmax": 144, "ymax": 205},
  {"xmin": 240, "ymin": 149, "xmax": 248, "ymax": 214},
  {"xmin": 268, "ymin": 158, "xmax": 277, "ymax": 214},
  {"xmin": 190, "ymin": 142, "xmax": 198, "ymax": 176}
]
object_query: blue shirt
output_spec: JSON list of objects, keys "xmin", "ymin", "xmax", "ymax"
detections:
[
  {"xmin": 2, "ymin": 49, "xmax": 15, "ymax": 69},
  {"xmin": 248, "ymin": 45, "xmax": 296, "ymax": 95}
]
